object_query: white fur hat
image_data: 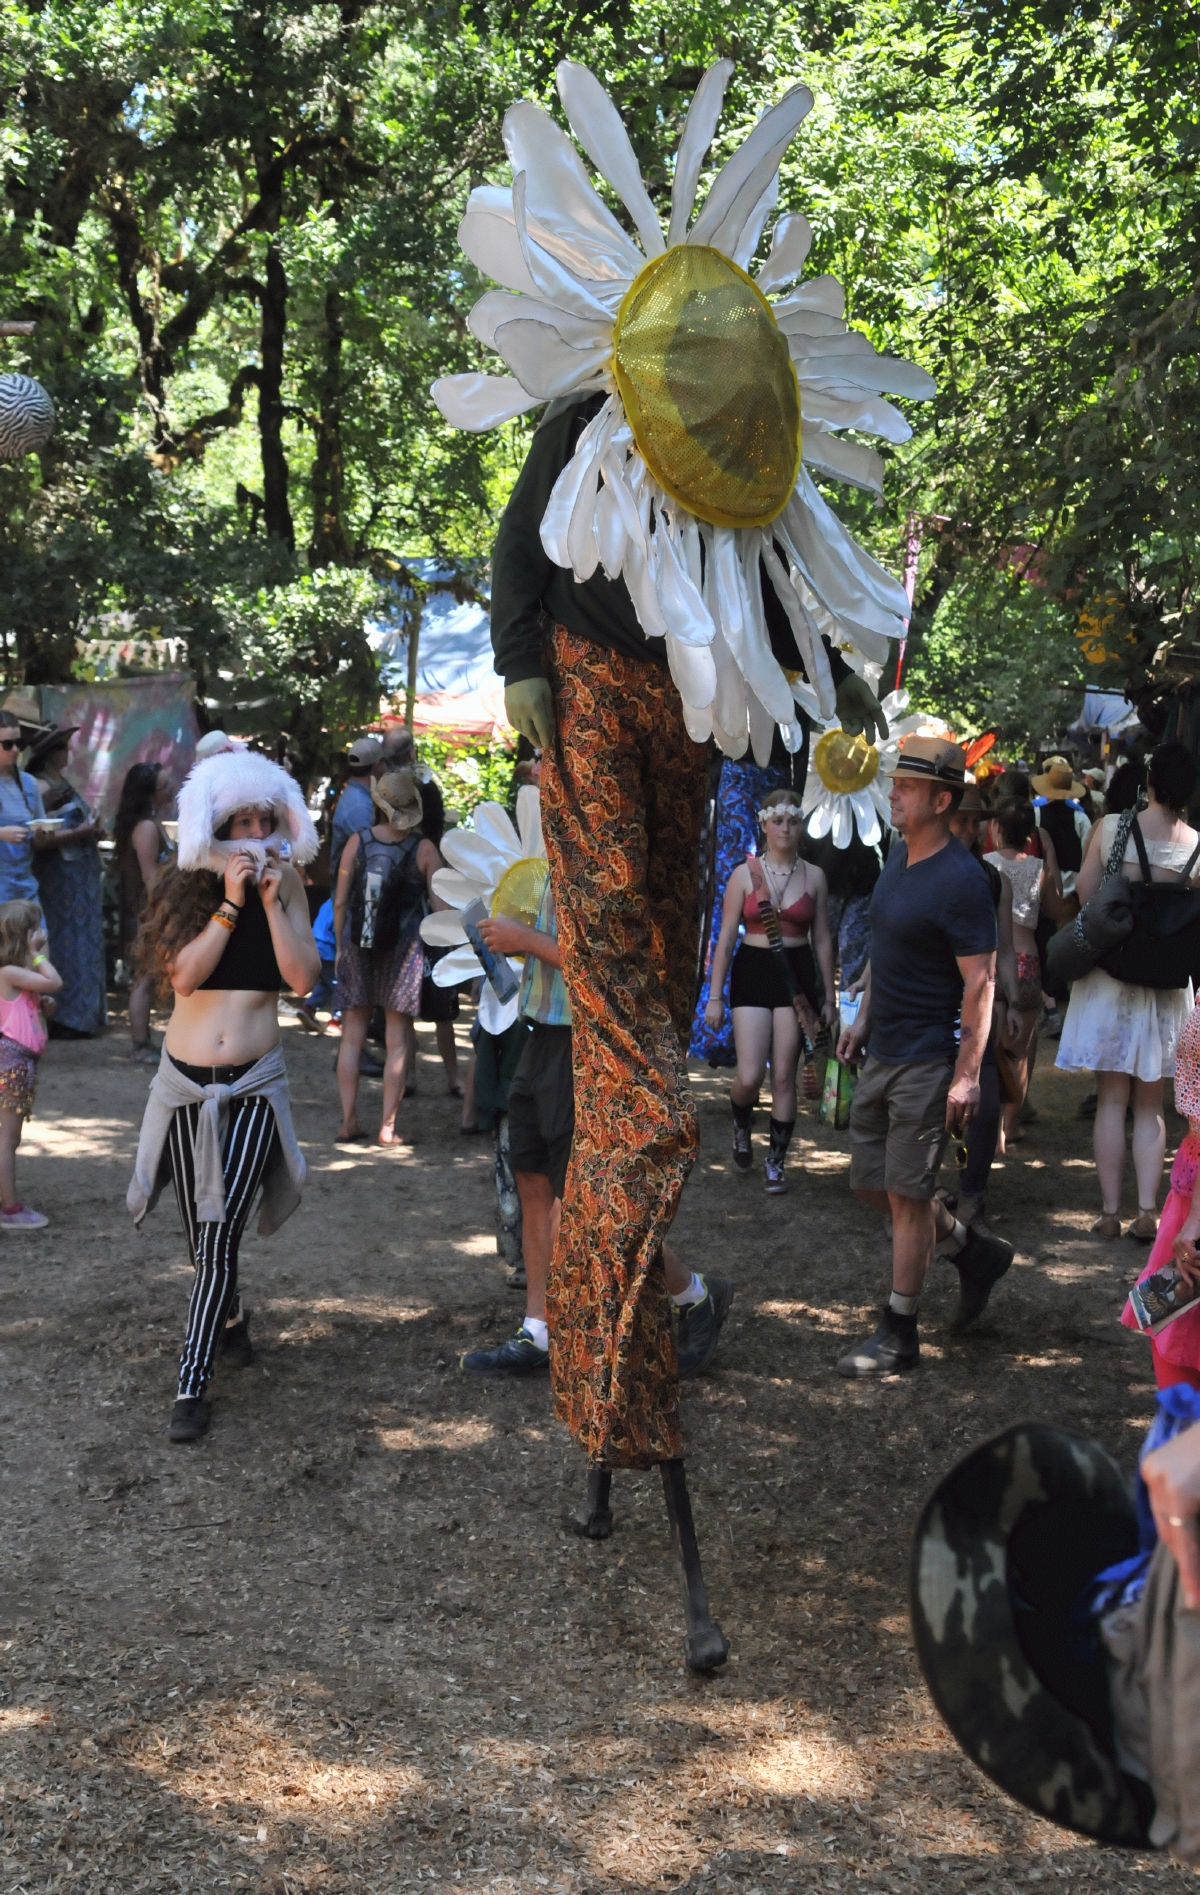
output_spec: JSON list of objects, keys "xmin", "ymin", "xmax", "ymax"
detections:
[{"xmin": 176, "ymin": 751, "xmax": 318, "ymax": 870}]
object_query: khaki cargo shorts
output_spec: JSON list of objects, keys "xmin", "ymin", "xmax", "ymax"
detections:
[{"xmin": 849, "ymin": 1053, "xmax": 954, "ymax": 1200}]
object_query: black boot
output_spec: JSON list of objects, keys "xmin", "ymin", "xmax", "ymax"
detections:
[
  {"xmin": 950, "ymin": 1225, "xmax": 1014, "ymax": 1330},
  {"xmin": 219, "ymin": 1305, "xmax": 254, "ymax": 1368},
  {"xmin": 169, "ymin": 1397, "xmax": 212, "ymax": 1443},
  {"xmin": 764, "ymin": 1118, "xmax": 795, "ymax": 1194},
  {"xmin": 837, "ymin": 1305, "xmax": 920, "ymax": 1378},
  {"xmin": 731, "ymin": 1098, "xmax": 755, "ymax": 1172}
]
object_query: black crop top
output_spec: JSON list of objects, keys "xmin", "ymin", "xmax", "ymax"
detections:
[{"xmin": 199, "ymin": 885, "xmax": 284, "ymax": 992}]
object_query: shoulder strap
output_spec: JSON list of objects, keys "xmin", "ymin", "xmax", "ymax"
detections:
[
  {"xmin": 1180, "ymin": 835, "xmax": 1200, "ymax": 885},
  {"xmin": 1129, "ymin": 815, "xmax": 1153, "ymax": 882},
  {"xmin": 745, "ymin": 853, "xmax": 774, "ymax": 914},
  {"xmin": 1103, "ymin": 806, "xmax": 1137, "ymax": 880}
]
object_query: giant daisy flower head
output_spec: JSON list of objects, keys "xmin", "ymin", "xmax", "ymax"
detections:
[
  {"xmin": 432, "ymin": 60, "xmax": 935, "ymax": 763},
  {"xmin": 801, "ymin": 689, "xmax": 958, "ymax": 849},
  {"xmin": 418, "ymin": 785, "xmax": 547, "ymax": 1034}
]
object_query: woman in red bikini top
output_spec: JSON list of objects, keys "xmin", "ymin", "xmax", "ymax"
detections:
[{"xmin": 704, "ymin": 788, "xmax": 836, "ymax": 1195}]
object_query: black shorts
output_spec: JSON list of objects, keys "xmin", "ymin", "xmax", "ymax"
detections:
[
  {"xmin": 729, "ymin": 942, "xmax": 819, "ymax": 1012},
  {"xmin": 507, "ymin": 1023, "xmax": 574, "ymax": 1199},
  {"xmin": 419, "ymin": 947, "xmax": 460, "ymax": 1022}
]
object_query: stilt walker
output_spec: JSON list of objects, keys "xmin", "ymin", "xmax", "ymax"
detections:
[{"xmin": 433, "ymin": 59, "xmax": 934, "ymax": 1669}]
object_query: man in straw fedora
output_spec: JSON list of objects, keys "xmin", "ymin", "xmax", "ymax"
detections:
[{"xmin": 836, "ymin": 735, "xmax": 1015, "ymax": 1375}]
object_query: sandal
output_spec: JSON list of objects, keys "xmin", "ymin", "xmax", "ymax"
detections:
[
  {"xmin": 1090, "ymin": 1213, "xmax": 1122, "ymax": 1240},
  {"xmin": 1126, "ymin": 1211, "xmax": 1159, "ymax": 1244},
  {"xmin": 335, "ymin": 1129, "xmax": 370, "ymax": 1144}
]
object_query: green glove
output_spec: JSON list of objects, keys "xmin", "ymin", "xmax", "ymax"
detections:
[
  {"xmin": 835, "ymin": 672, "xmax": 887, "ymax": 747},
  {"xmin": 504, "ymin": 677, "xmax": 556, "ymax": 750}
]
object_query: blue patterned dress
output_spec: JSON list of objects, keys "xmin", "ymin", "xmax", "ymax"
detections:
[{"xmin": 33, "ymin": 784, "xmax": 107, "ymax": 1036}]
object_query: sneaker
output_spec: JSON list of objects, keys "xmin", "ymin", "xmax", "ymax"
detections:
[
  {"xmin": 460, "ymin": 1328, "xmax": 550, "ymax": 1377},
  {"xmin": 169, "ymin": 1397, "xmax": 211, "ymax": 1443},
  {"xmin": 293, "ymin": 1004, "xmax": 325, "ymax": 1035},
  {"xmin": 677, "ymin": 1276, "xmax": 735, "ymax": 1378},
  {"xmin": 732, "ymin": 1121, "xmax": 753, "ymax": 1173},
  {"xmin": 0, "ymin": 1203, "xmax": 48, "ymax": 1230},
  {"xmin": 951, "ymin": 1225, "xmax": 1014, "ymax": 1331},
  {"xmin": 764, "ymin": 1154, "xmax": 787, "ymax": 1194},
  {"xmin": 219, "ymin": 1310, "xmax": 254, "ymax": 1368},
  {"xmin": 837, "ymin": 1306, "xmax": 919, "ymax": 1378}
]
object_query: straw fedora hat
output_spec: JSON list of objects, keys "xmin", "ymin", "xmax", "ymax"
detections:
[
  {"xmin": 1032, "ymin": 755, "xmax": 1087, "ymax": 800},
  {"xmin": 887, "ymin": 734, "xmax": 968, "ymax": 787}
]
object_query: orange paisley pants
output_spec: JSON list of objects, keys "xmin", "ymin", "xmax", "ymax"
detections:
[{"xmin": 540, "ymin": 627, "xmax": 710, "ymax": 1468}]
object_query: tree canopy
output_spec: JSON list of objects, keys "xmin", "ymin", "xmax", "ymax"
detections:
[{"xmin": 1, "ymin": 0, "xmax": 1197, "ymax": 766}]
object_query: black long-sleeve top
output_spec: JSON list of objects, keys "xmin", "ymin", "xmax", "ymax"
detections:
[{"xmin": 490, "ymin": 394, "xmax": 850, "ymax": 710}]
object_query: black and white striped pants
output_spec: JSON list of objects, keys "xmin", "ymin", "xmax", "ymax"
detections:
[{"xmin": 166, "ymin": 1095, "xmax": 278, "ymax": 1399}]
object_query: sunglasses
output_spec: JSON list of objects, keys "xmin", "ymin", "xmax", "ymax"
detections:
[{"xmin": 0, "ymin": 739, "xmax": 20, "ymax": 752}]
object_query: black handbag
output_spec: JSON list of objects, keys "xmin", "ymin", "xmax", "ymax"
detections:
[
  {"xmin": 1099, "ymin": 818, "xmax": 1200, "ymax": 989},
  {"xmin": 1043, "ymin": 807, "xmax": 1136, "ymax": 987}
]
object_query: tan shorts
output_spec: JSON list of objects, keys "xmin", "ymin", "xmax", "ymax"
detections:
[{"xmin": 849, "ymin": 1054, "xmax": 954, "ymax": 1200}]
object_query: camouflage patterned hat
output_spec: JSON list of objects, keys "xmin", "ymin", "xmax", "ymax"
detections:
[{"xmin": 910, "ymin": 1422, "xmax": 1149, "ymax": 1848}]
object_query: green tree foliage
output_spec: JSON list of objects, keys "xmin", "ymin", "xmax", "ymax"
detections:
[{"xmin": 1, "ymin": 0, "xmax": 1197, "ymax": 763}]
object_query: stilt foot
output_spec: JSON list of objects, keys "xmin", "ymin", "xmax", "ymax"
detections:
[
  {"xmin": 570, "ymin": 1467, "xmax": 613, "ymax": 1539},
  {"xmin": 660, "ymin": 1458, "xmax": 729, "ymax": 1673}
]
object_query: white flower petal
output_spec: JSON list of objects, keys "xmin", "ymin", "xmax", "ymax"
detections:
[
  {"xmin": 800, "ymin": 424, "xmax": 885, "ymax": 496},
  {"xmin": 431, "ymin": 373, "xmax": 542, "ymax": 432},
  {"xmin": 440, "ymin": 829, "xmax": 512, "ymax": 885},
  {"xmin": 780, "ymin": 718, "xmax": 806, "ymax": 755},
  {"xmin": 747, "ymin": 686, "xmax": 776, "ymax": 766},
  {"xmin": 665, "ymin": 631, "xmax": 717, "ymax": 711},
  {"xmin": 760, "ymin": 535, "xmax": 837, "ymax": 721},
  {"xmin": 730, "ymin": 168, "xmax": 779, "ymax": 270},
  {"xmin": 471, "ymin": 803, "xmax": 522, "ymax": 858},
  {"xmin": 806, "ymin": 795, "xmax": 835, "ymax": 839},
  {"xmin": 800, "ymin": 351, "xmax": 935, "ymax": 401},
  {"xmin": 774, "ymin": 274, "xmax": 845, "ymax": 319},
  {"xmin": 478, "ymin": 979, "xmax": 522, "ymax": 1037},
  {"xmin": 421, "ymin": 910, "xmax": 471, "ymax": 948},
  {"xmin": 712, "ymin": 718, "xmax": 749, "ymax": 759},
  {"xmin": 511, "ymin": 174, "xmax": 618, "ymax": 326},
  {"xmin": 831, "ymin": 797, "xmax": 853, "ymax": 849},
  {"xmin": 688, "ymin": 86, "xmax": 814, "ymax": 252},
  {"xmin": 796, "ymin": 378, "xmax": 913, "ymax": 443},
  {"xmin": 780, "ymin": 473, "xmax": 910, "ymax": 644},
  {"xmin": 681, "ymin": 698, "xmax": 713, "ymax": 744},
  {"xmin": 503, "ymin": 100, "xmax": 644, "ymax": 282},
  {"xmin": 756, "ymin": 213, "xmax": 813, "ymax": 293},
  {"xmin": 595, "ymin": 477, "xmax": 628, "ymax": 577},
  {"xmin": 431, "ymin": 943, "xmax": 485, "ymax": 985},
  {"xmin": 654, "ymin": 521, "xmax": 715, "ymax": 647},
  {"xmin": 458, "ymin": 188, "xmax": 539, "ymax": 295},
  {"xmin": 556, "ymin": 62, "xmax": 665, "ymax": 259},
  {"xmin": 850, "ymin": 789, "xmax": 882, "ymax": 847},
  {"xmin": 775, "ymin": 308, "xmax": 851, "ymax": 341},
  {"xmin": 737, "ymin": 531, "xmax": 812, "ymax": 725},
  {"xmin": 468, "ymin": 289, "xmax": 610, "ymax": 354},
  {"xmin": 515, "ymin": 784, "xmax": 544, "ymax": 860},
  {"xmin": 790, "ymin": 674, "xmax": 822, "ymax": 720},
  {"xmin": 668, "ymin": 58, "xmax": 736, "ymax": 246},
  {"xmin": 493, "ymin": 317, "xmax": 612, "ymax": 402},
  {"xmin": 430, "ymin": 866, "xmax": 485, "ymax": 908},
  {"xmin": 540, "ymin": 398, "xmax": 617, "ymax": 572}
]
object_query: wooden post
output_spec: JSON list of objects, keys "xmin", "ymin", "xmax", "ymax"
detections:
[{"xmin": 404, "ymin": 605, "xmax": 421, "ymax": 732}]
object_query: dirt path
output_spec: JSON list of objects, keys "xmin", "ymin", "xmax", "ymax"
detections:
[{"xmin": 0, "ymin": 1012, "xmax": 1191, "ymax": 1893}]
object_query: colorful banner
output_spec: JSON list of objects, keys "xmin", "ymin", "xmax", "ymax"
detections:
[{"xmin": 38, "ymin": 674, "xmax": 199, "ymax": 829}]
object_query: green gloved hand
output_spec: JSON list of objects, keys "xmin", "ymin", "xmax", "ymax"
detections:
[
  {"xmin": 835, "ymin": 672, "xmax": 888, "ymax": 747},
  {"xmin": 504, "ymin": 677, "xmax": 556, "ymax": 750}
]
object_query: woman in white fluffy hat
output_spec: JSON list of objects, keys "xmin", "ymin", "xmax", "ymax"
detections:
[{"xmin": 126, "ymin": 750, "xmax": 320, "ymax": 1445}]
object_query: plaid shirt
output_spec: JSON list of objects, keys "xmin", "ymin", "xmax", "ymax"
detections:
[{"xmin": 519, "ymin": 878, "xmax": 572, "ymax": 1026}]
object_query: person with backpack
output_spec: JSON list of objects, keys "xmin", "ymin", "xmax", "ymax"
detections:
[{"xmin": 333, "ymin": 769, "xmax": 447, "ymax": 1146}]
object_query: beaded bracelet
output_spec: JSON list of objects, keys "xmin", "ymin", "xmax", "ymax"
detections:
[{"xmin": 211, "ymin": 910, "xmax": 237, "ymax": 933}]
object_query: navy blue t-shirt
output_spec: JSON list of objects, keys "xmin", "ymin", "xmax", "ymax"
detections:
[{"xmin": 867, "ymin": 836, "xmax": 998, "ymax": 1063}]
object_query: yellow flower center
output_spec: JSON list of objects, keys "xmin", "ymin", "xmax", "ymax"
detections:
[
  {"xmin": 491, "ymin": 857, "xmax": 548, "ymax": 925},
  {"xmin": 814, "ymin": 727, "xmax": 879, "ymax": 795},
  {"xmin": 611, "ymin": 245, "xmax": 801, "ymax": 531}
]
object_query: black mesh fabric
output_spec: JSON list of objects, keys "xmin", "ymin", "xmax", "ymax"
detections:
[{"xmin": 612, "ymin": 245, "xmax": 801, "ymax": 530}]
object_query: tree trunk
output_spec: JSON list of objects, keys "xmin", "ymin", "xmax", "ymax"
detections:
[
  {"xmin": 310, "ymin": 285, "xmax": 352, "ymax": 567},
  {"xmin": 259, "ymin": 238, "xmax": 294, "ymax": 549}
]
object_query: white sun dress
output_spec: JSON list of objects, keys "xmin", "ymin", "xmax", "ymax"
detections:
[{"xmin": 1056, "ymin": 814, "xmax": 1199, "ymax": 1081}]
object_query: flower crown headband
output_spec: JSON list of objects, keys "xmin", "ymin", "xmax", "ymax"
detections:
[{"xmin": 758, "ymin": 801, "xmax": 803, "ymax": 824}]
